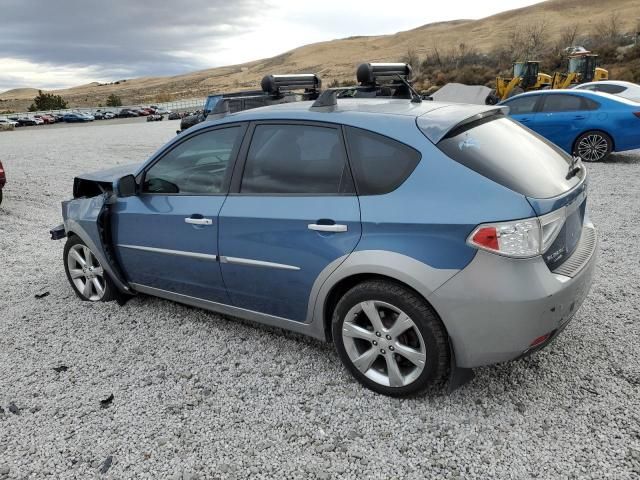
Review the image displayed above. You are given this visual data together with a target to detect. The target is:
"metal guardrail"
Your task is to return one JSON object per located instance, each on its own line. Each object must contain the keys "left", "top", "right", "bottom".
{"left": 0, "top": 97, "right": 206, "bottom": 121}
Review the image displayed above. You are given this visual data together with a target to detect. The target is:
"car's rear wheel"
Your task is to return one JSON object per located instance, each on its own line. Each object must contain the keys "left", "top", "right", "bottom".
{"left": 64, "top": 236, "right": 116, "bottom": 302}
{"left": 574, "top": 130, "right": 612, "bottom": 162}
{"left": 332, "top": 280, "right": 449, "bottom": 396}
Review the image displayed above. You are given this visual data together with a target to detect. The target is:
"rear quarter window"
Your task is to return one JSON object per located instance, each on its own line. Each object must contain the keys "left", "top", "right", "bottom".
{"left": 435, "top": 115, "right": 584, "bottom": 199}
{"left": 345, "top": 127, "right": 421, "bottom": 195}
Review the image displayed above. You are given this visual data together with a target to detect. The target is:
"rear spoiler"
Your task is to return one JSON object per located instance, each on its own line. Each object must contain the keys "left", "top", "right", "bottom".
{"left": 416, "top": 105, "right": 509, "bottom": 144}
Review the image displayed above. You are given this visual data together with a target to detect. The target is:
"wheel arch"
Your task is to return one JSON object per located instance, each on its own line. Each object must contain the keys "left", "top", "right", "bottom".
{"left": 309, "top": 250, "right": 460, "bottom": 343}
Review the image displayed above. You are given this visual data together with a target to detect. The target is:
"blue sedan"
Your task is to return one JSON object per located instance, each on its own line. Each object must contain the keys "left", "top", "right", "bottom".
{"left": 500, "top": 89, "right": 640, "bottom": 162}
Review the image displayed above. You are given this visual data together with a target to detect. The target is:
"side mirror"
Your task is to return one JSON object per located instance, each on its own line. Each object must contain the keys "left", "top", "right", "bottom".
{"left": 116, "top": 174, "right": 137, "bottom": 197}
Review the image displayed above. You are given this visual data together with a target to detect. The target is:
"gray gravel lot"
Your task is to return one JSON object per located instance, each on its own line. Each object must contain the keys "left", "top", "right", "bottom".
{"left": 0, "top": 121, "right": 638, "bottom": 479}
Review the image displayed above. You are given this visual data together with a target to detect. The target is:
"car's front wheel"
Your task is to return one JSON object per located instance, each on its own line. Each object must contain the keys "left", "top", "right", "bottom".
{"left": 64, "top": 236, "right": 116, "bottom": 302}
{"left": 574, "top": 130, "right": 612, "bottom": 162}
{"left": 332, "top": 280, "right": 450, "bottom": 396}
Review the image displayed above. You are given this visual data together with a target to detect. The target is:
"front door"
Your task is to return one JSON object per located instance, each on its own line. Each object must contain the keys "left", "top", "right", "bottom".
{"left": 218, "top": 122, "right": 362, "bottom": 321}
{"left": 112, "top": 124, "right": 246, "bottom": 302}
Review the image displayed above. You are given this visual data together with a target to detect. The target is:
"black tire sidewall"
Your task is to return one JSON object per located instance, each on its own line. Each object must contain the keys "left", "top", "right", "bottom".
{"left": 574, "top": 130, "right": 612, "bottom": 162}
{"left": 332, "top": 281, "right": 449, "bottom": 397}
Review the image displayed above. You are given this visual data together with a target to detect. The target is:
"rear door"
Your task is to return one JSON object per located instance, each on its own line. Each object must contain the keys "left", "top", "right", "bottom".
{"left": 112, "top": 124, "right": 246, "bottom": 302}
{"left": 218, "top": 121, "right": 361, "bottom": 322}
{"left": 536, "top": 94, "right": 595, "bottom": 151}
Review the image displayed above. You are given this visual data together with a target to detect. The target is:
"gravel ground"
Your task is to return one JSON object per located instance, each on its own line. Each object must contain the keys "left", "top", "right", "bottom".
{"left": 0, "top": 121, "right": 638, "bottom": 480}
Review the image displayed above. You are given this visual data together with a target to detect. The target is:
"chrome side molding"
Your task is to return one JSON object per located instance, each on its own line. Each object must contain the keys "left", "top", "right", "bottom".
{"left": 118, "top": 244, "right": 218, "bottom": 261}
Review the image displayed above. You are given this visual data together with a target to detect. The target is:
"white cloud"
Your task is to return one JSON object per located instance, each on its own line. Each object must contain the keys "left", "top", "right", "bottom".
{"left": 0, "top": 0, "right": 543, "bottom": 92}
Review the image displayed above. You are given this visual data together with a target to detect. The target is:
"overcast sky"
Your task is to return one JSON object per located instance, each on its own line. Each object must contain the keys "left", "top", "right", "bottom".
{"left": 0, "top": 0, "right": 544, "bottom": 93}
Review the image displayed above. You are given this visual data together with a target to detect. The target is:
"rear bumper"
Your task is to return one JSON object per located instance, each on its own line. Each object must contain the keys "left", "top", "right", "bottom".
{"left": 429, "top": 224, "right": 598, "bottom": 368}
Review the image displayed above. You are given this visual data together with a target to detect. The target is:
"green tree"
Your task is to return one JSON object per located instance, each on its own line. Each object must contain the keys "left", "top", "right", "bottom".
{"left": 106, "top": 94, "right": 122, "bottom": 107}
{"left": 28, "top": 90, "right": 68, "bottom": 111}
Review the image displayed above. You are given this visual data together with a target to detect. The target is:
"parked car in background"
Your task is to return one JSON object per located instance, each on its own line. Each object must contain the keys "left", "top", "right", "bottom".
{"left": 167, "top": 112, "right": 182, "bottom": 120}
{"left": 574, "top": 80, "right": 640, "bottom": 102}
{"left": 53, "top": 114, "right": 65, "bottom": 122}
{"left": 154, "top": 108, "right": 171, "bottom": 115}
{"left": 0, "top": 118, "right": 18, "bottom": 127}
{"left": 103, "top": 111, "right": 116, "bottom": 119}
{"left": 34, "top": 114, "right": 55, "bottom": 124}
{"left": 0, "top": 160, "right": 6, "bottom": 205}
{"left": 500, "top": 89, "right": 640, "bottom": 162}
{"left": 63, "top": 112, "right": 92, "bottom": 123}
{"left": 33, "top": 117, "right": 44, "bottom": 125}
{"left": 146, "top": 114, "right": 163, "bottom": 122}
{"left": 17, "top": 118, "right": 37, "bottom": 127}
{"left": 117, "top": 109, "right": 139, "bottom": 118}
{"left": 52, "top": 94, "right": 597, "bottom": 396}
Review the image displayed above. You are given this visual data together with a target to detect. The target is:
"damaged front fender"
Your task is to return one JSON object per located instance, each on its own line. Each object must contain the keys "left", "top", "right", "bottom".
{"left": 61, "top": 193, "right": 132, "bottom": 295}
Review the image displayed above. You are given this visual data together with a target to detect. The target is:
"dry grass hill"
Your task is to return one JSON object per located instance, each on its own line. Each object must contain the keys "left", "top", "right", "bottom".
{"left": 1, "top": 0, "right": 638, "bottom": 111}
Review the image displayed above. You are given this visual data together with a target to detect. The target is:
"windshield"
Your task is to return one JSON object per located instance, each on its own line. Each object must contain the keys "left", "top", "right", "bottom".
{"left": 435, "top": 116, "right": 584, "bottom": 199}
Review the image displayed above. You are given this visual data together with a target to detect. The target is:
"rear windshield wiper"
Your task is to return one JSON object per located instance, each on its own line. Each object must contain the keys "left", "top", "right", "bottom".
{"left": 566, "top": 156, "right": 582, "bottom": 180}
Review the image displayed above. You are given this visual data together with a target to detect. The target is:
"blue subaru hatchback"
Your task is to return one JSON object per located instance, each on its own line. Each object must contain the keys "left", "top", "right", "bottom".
{"left": 53, "top": 94, "right": 598, "bottom": 396}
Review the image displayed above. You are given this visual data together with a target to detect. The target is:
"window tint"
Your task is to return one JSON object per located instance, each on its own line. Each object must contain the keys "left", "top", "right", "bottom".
{"left": 504, "top": 95, "right": 539, "bottom": 115}
{"left": 143, "top": 126, "right": 242, "bottom": 194}
{"left": 592, "top": 84, "right": 626, "bottom": 94}
{"left": 345, "top": 127, "right": 421, "bottom": 195}
{"left": 241, "top": 124, "right": 352, "bottom": 194}
{"left": 541, "top": 94, "right": 584, "bottom": 112}
{"left": 436, "top": 116, "right": 584, "bottom": 199}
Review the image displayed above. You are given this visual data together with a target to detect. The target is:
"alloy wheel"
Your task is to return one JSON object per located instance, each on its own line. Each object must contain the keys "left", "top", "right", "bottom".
{"left": 577, "top": 134, "right": 608, "bottom": 162}
{"left": 66, "top": 244, "right": 106, "bottom": 301}
{"left": 341, "top": 300, "right": 426, "bottom": 387}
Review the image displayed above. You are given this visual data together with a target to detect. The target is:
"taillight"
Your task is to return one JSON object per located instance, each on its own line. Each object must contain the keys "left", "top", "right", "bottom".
{"left": 468, "top": 208, "right": 566, "bottom": 258}
{"left": 634, "top": 112, "right": 640, "bottom": 119}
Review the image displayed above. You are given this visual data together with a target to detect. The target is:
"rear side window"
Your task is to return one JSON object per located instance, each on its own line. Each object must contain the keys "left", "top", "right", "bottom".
{"left": 241, "top": 124, "right": 353, "bottom": 194}
{"left": 436, "top": 116, "right": 584, "bottom": 199}
{"left": 592, "top": 84, "right": 626, "bottom": 94}
{"left": 345, "top": 127, "right": 421, "bottom": 195}
{"left": 541, "top": 94, "right": 586, "bottom": 112}
{"left": 504, "top": 95, "right": 539, "bottom": 114}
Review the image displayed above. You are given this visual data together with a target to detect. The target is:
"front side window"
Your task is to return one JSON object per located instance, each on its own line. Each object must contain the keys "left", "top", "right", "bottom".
{"left": 143, "top": 126, "right": 243, "bottom": 194}
{"left": 241, "top": 124, "right": 352, "bottom": 194}
{"left": 541, "top": 94, "right": 584, "bottom": 112}
{"left": 503, "top": 95, "right": 539, "bottom": 115}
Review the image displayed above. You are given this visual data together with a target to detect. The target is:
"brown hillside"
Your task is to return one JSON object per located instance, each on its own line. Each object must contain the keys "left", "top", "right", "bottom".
{"left": 1, "top": 0, "right": 638, "bottom": 111}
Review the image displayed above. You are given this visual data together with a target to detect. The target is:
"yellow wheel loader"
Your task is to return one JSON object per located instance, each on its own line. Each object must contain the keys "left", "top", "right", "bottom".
{"left": 485, "top": 61, "right": 551, "bottom": 105}
{"left": 551, "top": 51, "right": 609, "bottom": 89}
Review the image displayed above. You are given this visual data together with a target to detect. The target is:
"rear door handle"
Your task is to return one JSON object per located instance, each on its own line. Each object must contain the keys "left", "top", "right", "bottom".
{"left": 308, "top": 223, "right": 348, "bottom": 233}
{"left": 574, "top": 115, "right": 586, "bottom": 120}
{"left": 185, "top": 216, "right": 213, "bottom": 225}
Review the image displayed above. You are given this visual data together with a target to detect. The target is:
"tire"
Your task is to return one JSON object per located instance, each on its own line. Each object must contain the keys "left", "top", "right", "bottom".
{"left": 573, "top": 130, "right": 612, "bottom": 162}
{"left": 0, "top": 189, "right": 3, "bottom": 206}
{"left": 485, "top": 90, "right": 500, "bottom": 105}
{"left": 63, "top": 236, "right": 116, "bottom": 302}
{"left": 332, "top": 280, "right": 450, "bottom": 397}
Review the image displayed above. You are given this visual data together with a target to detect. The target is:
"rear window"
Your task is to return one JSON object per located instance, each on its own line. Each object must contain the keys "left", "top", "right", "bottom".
{"left": 345, "top": 127, "right": 421, "bottom": 195}
{"left": 435, "top": 116, "right": 584, "bottom": 199}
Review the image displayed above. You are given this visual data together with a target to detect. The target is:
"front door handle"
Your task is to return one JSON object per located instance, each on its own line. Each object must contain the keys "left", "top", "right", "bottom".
{"left": 573, "top": 115, "right": 586, "bottom": 120}
{"left": 185, "top": 216, "right": 213, "bottom": 225}
{"left": 308, "top": 223, "right": 348, "bottom": 233}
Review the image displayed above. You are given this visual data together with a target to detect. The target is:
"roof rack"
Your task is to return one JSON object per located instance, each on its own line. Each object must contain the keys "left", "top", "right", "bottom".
{"left": 311, "top": 87, "right": 359, "bottom": 108}
{"left": 356, "top": 63, "right": 413, "bottom": 86}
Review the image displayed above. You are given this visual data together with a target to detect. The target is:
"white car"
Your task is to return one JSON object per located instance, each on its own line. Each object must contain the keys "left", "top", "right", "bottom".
{"left": 0, "top": 118, "right": 18, "bottom": 126}
{"left": 33, "top": 117, "right": 45, "bottom": 125}
{"left": 575, "top": 80, "right": 640, "bottom": 102}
